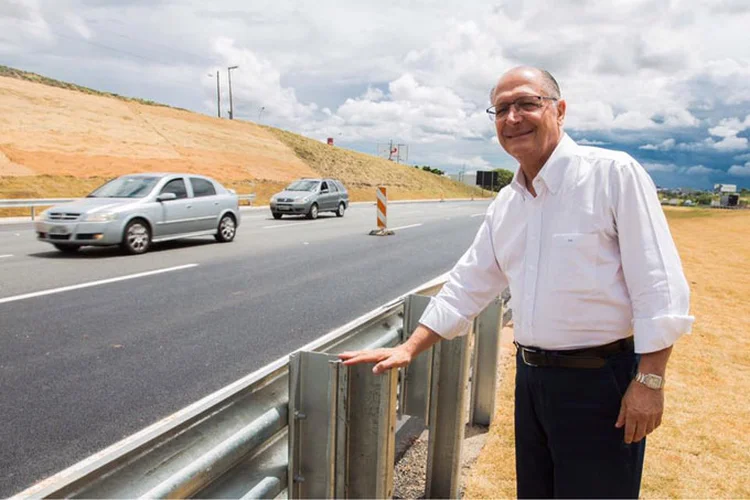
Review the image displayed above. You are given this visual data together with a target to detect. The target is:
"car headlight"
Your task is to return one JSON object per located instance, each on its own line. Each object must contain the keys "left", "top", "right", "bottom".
{"left": 85, "top": 212, "right": 118, "bottom": 222}
{"left": 39, "top": 209, "right": 51, "bottom": 220}
{"left": 299, "top": 196, "right": 312, "bottom": 203}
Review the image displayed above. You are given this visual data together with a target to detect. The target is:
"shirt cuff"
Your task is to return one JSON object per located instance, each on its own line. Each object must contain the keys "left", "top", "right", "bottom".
{"left": 418, "top": 297, "right": 473, "bottom": 340}
{"left": 633, "top": 314, "right": 695, "bottom": 353}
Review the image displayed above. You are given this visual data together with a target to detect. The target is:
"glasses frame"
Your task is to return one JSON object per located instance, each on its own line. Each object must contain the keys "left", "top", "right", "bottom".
{"left": 486, "top": 95, "right": 558, "bottom": 121}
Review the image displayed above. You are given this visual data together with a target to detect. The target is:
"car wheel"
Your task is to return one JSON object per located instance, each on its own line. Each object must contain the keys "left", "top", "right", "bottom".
{"left": 272, "top": 212, "right": 283, "bottom": 220}
{"left": 336, "top": 202, "right": 346, "bottom": 217}
{"left": 121, "top": 219, "right": 151, "bottom": 255}
{"left": 307, "top": 203, "right": 319, "bottom": 220}
{"left": 215, "top": 214, "right": 237, "bottom": 242}
{"left": 53, "top": 244, "right": 79, "bottom": 253}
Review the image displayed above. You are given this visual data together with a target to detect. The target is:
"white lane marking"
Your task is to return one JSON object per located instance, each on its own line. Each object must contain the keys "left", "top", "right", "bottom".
{"left": 390, "top": 223, "right": 423, "bottom": 231}
{"left": 0, "top": 254, "right": 12, "bottom": 259}
{"left": 0, "top": 264, "right": 198, "bottom": 305}
{"left": 471, "top": 213, "right": 485, "bottom": 218}
{"left": 263, "top": 221, "right": 316, "bottom": 229}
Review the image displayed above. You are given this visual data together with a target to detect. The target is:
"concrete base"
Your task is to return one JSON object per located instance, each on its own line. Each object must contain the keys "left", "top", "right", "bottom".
{"left": 369, "top": 228, "right": 395, "bottom": 236}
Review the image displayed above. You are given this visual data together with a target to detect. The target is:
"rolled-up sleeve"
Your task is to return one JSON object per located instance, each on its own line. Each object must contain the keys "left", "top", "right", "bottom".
{"left": 613, "top": 159, "right": 695, "bottom": 353}
{"left": 419, "top": 201, "right": 509, "bottom": 340}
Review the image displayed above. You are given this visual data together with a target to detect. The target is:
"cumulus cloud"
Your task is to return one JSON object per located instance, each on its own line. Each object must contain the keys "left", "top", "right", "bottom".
{"left": 685, "top": 165, "right": 720, "bottom": 176}
{"left": 728, "top": 163, "right": 750, "bottom": 177}
{"left": 640, "top": 138, "right": 676, "bottom": 151}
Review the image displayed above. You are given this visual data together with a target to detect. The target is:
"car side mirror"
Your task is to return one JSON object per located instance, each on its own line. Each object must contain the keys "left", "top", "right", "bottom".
{"left": 157, "top": 192, "right": 177, "bottom": 202}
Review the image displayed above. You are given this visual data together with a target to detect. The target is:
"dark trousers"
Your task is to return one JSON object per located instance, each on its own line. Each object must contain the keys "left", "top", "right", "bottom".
{"left": 515, "top": 349, "right": 645, "bottom": 499}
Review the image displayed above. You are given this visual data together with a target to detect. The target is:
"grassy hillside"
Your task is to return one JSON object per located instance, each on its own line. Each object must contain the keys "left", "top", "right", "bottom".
{"left": 0, "top": 65, "right": 486, "bottom": 215}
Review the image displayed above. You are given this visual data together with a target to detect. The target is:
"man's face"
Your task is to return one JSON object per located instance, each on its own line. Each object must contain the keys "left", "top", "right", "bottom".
{"left": 492, "top": 69, "right": 566, "bottom": 165}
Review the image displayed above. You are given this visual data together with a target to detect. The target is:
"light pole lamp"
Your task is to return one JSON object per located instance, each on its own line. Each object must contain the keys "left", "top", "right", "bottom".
{"left": 208, "top": 71, "right": 220, "bottom": 118}
{"left": 258, "top": 106, "right": 265, "bottom": 122}
{"left": 227, "top": 65, "right": 238, "bottom": 120}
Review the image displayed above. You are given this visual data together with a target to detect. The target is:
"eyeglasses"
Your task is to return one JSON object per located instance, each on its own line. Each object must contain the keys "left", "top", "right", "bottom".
{"left": 486, "top": 95, "right": 558, "bottom": 121}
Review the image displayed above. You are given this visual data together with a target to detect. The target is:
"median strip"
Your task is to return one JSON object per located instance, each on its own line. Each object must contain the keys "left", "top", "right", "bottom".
{"left": 0, "top": 264, "right": 198, "bottom": 305}
{"left": 262, "top": 221, "right": 317, "bottom": 229}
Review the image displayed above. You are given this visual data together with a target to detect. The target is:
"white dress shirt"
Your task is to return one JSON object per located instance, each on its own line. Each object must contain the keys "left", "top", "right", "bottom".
{"left": 419, "top": 133, "right": 694, "bottom": 354}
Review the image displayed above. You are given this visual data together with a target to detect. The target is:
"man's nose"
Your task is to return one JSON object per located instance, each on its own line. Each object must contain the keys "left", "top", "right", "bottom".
{"left": 506, "top": 106, "right": 522, "bottom": 124}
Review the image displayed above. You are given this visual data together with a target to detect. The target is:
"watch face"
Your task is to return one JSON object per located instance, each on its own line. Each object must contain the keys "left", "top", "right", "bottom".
{"left": 644, "top": 374, "right": 662, "bottom": 389}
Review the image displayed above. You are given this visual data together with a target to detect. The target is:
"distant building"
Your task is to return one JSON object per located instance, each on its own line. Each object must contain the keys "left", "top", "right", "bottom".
{"left": 714, "top": 184, "right": 737, "bottom": 194}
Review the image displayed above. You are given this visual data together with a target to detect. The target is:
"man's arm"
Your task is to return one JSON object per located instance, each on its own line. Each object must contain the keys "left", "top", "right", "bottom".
{"left": 339, "top": 199, "right": 509, "bottom": 372}
{"left": 612, "top": 159, "right": 693, "bottom": 443}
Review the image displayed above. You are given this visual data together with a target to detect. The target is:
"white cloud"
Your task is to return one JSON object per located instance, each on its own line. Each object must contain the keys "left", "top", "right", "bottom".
{"left": 640, "top": 138, "right": 676, "bottom": 151}
{"left": 728, "top": 163, "right": 750, "bottom": 177}
{"left": 443, "top": 155, "right": 491, "bottom": 169}
{"left": 713, "top": 135, "right": 749, "bottom": 151}
{"left": 685, "top": 165, "right": 720, "bottom": 176}
{"left": 734, "top": 152, "right": 750, "bottom": 161}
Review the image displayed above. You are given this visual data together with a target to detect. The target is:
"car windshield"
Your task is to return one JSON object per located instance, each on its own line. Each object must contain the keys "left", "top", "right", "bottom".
{"left": 87, "top": 176, "right": 160, "bottom": 198}
{"left": 286, "top": 180, "right": 320, "bottom": 192}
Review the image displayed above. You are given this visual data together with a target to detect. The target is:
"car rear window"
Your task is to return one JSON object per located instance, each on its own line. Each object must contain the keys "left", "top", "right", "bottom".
{"left": 191, "top": 178, "right": 217, "bottom": 197}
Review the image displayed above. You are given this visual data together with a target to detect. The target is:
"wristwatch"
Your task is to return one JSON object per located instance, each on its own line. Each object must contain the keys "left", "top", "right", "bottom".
{"left": 635, "top": 372, "right": 665, "bottom": 390}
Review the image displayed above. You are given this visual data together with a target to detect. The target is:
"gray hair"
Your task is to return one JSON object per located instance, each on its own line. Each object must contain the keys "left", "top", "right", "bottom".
{"left": 490, "top": 67, "right": 562, "bottom": 102}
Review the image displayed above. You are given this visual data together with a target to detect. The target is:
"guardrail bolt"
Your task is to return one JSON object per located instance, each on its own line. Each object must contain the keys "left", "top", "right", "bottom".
{"left": 293, "top": 475, "right": 305, "bottom": 483}
{"left": 294, "top": 411, "right": 307, "bottom": 420}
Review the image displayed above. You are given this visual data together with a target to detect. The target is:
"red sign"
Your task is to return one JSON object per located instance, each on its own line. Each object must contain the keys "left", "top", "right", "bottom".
{"left": 327, "top": 137, "right": 334, "bottom": 146}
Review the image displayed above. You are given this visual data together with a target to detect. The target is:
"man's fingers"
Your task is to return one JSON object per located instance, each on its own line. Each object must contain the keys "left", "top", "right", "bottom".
{"left": 615, "top": 401, "right": 626, "bottom": 428}
{"left": 623, "top": 413, "right": 637, "bottom": 444}
{"left": 339, "top": 350, "right": 388, "bottom": 365}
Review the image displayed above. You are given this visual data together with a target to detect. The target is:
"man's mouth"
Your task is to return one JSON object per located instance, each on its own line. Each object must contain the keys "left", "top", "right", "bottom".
{"left": 504, "top": 130, "right": 533, "bottom": 139}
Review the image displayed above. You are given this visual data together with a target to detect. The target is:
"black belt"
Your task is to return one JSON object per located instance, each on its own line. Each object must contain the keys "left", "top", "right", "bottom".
{"left": 515, "top": 337, "right": 634, "bottom": 369}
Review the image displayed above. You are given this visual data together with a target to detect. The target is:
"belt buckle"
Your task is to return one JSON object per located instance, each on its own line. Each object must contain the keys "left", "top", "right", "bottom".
{"left": 521, "top": 347, "right": 539, "bottom": 367}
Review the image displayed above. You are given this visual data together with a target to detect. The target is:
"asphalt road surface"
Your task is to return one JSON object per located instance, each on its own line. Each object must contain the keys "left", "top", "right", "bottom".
{"left": 0, "top": 200, "right": 491, "bottom": 496}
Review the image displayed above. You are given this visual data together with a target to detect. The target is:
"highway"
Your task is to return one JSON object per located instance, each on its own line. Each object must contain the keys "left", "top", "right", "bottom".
{"left": 0, "top": 200, "right": 491, "bottom": 496}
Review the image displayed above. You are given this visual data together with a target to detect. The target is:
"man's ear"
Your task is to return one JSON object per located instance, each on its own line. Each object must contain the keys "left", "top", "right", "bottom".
{"left": 556, "top": 99, "right": 567, "bottom": 126}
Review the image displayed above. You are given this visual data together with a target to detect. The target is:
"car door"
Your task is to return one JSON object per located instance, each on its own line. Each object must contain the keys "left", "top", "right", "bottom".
{"left": 189, "top": 177, "right": 220, "bottom": 231}
{"left": 155, "top": 177, "right": 193, "bottom": 237}
{"left": 319, "top": 180, "right": 335, "bottom": 210}
{"left": 327, "top": 180, "right": 342, "bottom": 209}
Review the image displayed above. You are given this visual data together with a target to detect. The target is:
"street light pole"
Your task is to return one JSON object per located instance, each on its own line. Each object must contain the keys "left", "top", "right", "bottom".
{"left": 227, "top": 65, "right": 238, "bottom": 120}
{"left": 258, "top": 106, "right": 265, "bottom": 122}
{"left": 208, "top": 71, "right": 221, "bottom": 118}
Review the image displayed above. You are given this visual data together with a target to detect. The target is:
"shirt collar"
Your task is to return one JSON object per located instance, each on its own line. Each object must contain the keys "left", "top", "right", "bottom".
{"left": 509, "top": 133, "right": 579, "bottom": 197}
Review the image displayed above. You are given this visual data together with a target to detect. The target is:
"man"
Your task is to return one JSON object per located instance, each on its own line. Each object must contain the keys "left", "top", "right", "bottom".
{"left": 339, "top": 66, "right": 693, "bottom": 498}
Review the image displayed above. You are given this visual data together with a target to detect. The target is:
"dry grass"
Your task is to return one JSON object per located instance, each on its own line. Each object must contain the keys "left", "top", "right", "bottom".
{"left": 0, "top": 69, "right": 487, "bottom": 213}
{"left": 464, "top": 207, "right": 750, "bottom": 499}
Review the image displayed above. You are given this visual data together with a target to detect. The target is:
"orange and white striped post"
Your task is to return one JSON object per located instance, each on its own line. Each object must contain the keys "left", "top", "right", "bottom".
{"left": 369, "top": 186, "right": 394, "bottom": 236}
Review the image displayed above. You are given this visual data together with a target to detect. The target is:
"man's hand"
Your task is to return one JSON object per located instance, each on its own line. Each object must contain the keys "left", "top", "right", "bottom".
{"left": 338, "top": 346, "right": 413, "bottom": 375}
{"left": 615, "top": 381, "right": 664, "bottom": 444}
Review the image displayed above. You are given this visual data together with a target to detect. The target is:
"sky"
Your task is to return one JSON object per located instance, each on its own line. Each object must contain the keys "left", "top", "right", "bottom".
{"left": 2, "top": 0, "right": 750, "bottom": 190}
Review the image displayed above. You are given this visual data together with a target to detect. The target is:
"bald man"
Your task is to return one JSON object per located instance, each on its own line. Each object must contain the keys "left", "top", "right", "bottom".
{"left": 340, "top": 67, "right": 693, "bottom": 498}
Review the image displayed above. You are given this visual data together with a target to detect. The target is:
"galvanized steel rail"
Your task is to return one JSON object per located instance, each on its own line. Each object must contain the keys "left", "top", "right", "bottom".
{"left": 16, "top": 277, "right": 508, "bottom": 499}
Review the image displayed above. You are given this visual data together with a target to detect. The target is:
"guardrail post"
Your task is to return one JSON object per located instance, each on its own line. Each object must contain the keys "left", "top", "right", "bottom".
{"left": 469, "top": 297, "right": 503, "bottom": 426}
{"left": 31, "top": 205, "right": 35, "bottom": 220}
{"left": 425, "top": 330, "right": 472, "bottom": 499}
{"left": 400, "top": 294, "right": 434, "bottom": 422}
{"left": 288, "top": 351, "right": 397, "bottom": 499}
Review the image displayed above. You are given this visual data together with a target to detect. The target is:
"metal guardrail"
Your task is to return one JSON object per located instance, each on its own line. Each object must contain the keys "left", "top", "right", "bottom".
{"left": 0, "top": 195, "right": 256, "bottom": 220}
{"left": 16, "top": 277, "right": 509, "bottom": 499}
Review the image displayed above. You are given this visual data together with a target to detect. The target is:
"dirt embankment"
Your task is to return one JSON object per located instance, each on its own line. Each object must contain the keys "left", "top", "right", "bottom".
{"left": 0, "top": 67, "right": 485, "bottom": 210}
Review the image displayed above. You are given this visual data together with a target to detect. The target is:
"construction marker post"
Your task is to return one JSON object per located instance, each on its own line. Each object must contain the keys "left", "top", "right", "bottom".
{"left": 369, "top": 186, "right": 394, "bottom": 236}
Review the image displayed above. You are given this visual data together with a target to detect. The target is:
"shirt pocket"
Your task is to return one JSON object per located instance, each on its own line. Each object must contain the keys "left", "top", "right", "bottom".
{"left": 550, "top": 232, "right": 599, "bottom": 293}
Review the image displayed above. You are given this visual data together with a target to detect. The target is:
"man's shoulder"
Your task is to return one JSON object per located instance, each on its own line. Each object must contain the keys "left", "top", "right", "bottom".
{"left": 576, "top": 144, "right": 637, "bottom": 168}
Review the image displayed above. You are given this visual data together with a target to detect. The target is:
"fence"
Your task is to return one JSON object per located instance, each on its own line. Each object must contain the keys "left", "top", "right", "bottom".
{"left": 0, "top": 195, "right": 257, "bottom": 220}
{"left": 17, "top": 278, "right": 511, "bottom": 499}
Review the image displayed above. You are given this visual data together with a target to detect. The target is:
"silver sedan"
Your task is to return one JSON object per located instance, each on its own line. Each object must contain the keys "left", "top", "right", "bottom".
{"left": 34, "top": 173, "right": 241, "bottom": 254}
